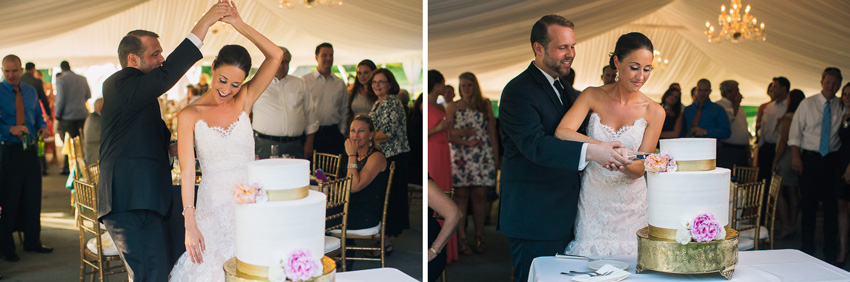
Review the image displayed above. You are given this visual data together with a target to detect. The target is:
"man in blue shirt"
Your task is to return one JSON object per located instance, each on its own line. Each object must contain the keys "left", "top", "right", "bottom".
{"left": 0, "top": 54, "right": 51, "bottom": 263}
{"left": 681, "top": 78, "right": 731, "bottom": 143}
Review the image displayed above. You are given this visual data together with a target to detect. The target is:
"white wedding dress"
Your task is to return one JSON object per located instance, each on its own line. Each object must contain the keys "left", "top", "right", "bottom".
{"left": 566, "top": 112, "right": 648, "bottom": 257}
{"left": 170, "top": 112, "right": 254, "bottom": 282}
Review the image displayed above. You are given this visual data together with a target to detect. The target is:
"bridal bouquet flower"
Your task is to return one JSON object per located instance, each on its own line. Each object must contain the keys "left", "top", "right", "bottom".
{"left": 675, "top": 213, "right": 726, "bottom": 245}
{"left": 233, "top": 182, "right": 268, "bottom": 204}
{"left": 268, "top": 249, "right": 322, "bottom": 282}
{"left": 645, "top": 151, "right": 676, "bottom": 173}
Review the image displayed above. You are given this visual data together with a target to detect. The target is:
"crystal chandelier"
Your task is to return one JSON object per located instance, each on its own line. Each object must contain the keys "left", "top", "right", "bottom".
{"left": 279, "top": 0, "right": 342, "bottom": 8}
{"left": 704, "top": 0, "right": 765, "bottom": 43}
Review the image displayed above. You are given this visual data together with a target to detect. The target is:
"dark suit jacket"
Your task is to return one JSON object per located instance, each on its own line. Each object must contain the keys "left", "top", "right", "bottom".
{"left": 20, "top": 72, "right": 51, "bottom": 116}
{"left": 498, "top": 62, "right": 584, "bottom": 241}
{"left": 98, "top": 39, "right": 202, "bottom": 220}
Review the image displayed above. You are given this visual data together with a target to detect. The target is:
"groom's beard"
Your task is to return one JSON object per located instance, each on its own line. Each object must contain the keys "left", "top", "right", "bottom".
{"left": 543, "top": 50, "right": 572, "bottom": 78}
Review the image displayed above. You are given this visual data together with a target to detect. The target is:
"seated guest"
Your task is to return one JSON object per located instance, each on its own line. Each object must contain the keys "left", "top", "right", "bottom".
{"left": 343, "top": 115, "right": 389, "bottom": 230}
{"left": 659, "top": 87, "right": 683, "bottom": 139}
{"left": 681, "top": 79, "right": 731, "bottom": 144}
{"left": 716, "top": 80, "right": 751, "bottom": 168}
{"left": 83, "top": 98, "right": 103, "bottom": 165}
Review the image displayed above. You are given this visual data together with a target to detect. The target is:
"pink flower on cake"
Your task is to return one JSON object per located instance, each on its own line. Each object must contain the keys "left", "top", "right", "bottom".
{"left": 644, "top": 154, "right": 668, "bottom": 173}
{"left": 233, "top": 182, "right": 261, "bottom": 204}
{"left": 690, "top": 213, "right": 722, "bottom": 243}
{"left": 283, "top": 249, "right": 321, "bottom": 281}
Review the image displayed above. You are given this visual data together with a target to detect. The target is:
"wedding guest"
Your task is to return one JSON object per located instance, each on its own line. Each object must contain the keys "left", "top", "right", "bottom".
{"left": 347, "top": 59, "right": 377, "bottom": 127}
{"left": 343, "top": 115, "right": 390, "bottom": 231}
{"left": 443, "top": 84, "right": 456, "bottom": 108}
{"left": 407, "top": 92, "right": 422, "bottom": 187}
{"left": 448, "top": 71, "right": 498, "bottom": 255}
{"left": 427, "top": 69, "right": 457, "bottom": 263}
{"left": 176, "top": 84, "right": 199, "bottom": 110}
{"left": 681, "top": 79, "right": 731, "bottom": 143}
{"left": 302, "top": 42, "right": 348, "bottom": 157}
{"left": 83, "top": 98, "right": 103, "bottom": 165}
{"left": 397, "top": 89, "right": 411, "bottom": 114}
{"left": 835, "top": 83, "right": 850, "bottom": 266}
{"left": 197, "top": 73, "right": 210, "bottom": 95}
{"left": 21, "top": 62, "right": 51, "bottom": 174}
{"left": 669, "top": 82, "right": 681, "bottom": 92}
{"left": 600, "top": 65, "right": 616, "bottom": 85}
{"left": 772, "top": 89, "right": 804, "bottom": 240}
{"left": 760, "top": 78, "right": 790, "bottom": 186}
{"left": 428, "top": 178, "right": 461, "bottom": 282}
{"left": 368, "top": 68, "right": 410, "bottom": 251}
{"left": 54, "top": 60, "right": 91, "bottom": 174}
{"left": 717, "top": 80, "right": 751, "bottom": 168}
{"left": 252, "top": 46, "right": 318, "bottom": 159}
{"left": 0, "top": 55, "right": 52, "bottom": 263}
{"left": 755, "top": 82, "right": 775, "bottom": 142}
{"left": 659, "top": 87, "right": 683, "bottom": 139}
{"left": 789, "top": 67, "right": 844, "bottom": 260}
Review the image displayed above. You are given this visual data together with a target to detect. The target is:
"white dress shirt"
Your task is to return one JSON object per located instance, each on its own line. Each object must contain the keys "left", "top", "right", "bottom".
{"left": 252, "top": 75, "right": 318, "bottom": 137}
{"left": 759, "top": 98, "right": 787, "bottom": 146}
{"left": 301, "top": 70, "right": 349, "bottom": 135}
{"left": 788, "top": 92, "right": 847, "bottom": 152}
{"left": 532, "top": 61, "right": 589, "bottom": 170}
{"left": 717, "top": 97, "right": 751, "bottom": 145}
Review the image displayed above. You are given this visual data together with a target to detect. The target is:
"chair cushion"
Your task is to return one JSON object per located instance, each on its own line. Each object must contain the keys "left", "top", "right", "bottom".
{"left": 739, "top": 225, "right": 770, "bottom": 240}
{"left": 738, "top": 237, "right": 755, "bottom": 251}
{"left": 86, "top": 232, "right": 119, "bottom": 256}
{"left": 324, "top": 236, "right": 341, "bottom": 254}
{"left": 328, "top": 222, "right": 381, "bottom": 237}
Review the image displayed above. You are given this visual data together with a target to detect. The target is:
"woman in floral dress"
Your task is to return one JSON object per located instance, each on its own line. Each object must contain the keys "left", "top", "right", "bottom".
{"left": 448, "top": 71, "right": 498, "bottom": 254}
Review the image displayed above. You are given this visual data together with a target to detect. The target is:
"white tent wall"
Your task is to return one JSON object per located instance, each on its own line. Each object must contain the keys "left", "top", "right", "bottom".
{"left": 429, "top": 0, "right": 850, "bottom": 106}
{"left": 0, "top": 0, "right": 423, "bottom": 99}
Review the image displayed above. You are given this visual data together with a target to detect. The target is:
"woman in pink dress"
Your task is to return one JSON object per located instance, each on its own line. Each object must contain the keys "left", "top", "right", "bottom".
{"left": 427, "top": 69, "right": 457, "bottom": 263}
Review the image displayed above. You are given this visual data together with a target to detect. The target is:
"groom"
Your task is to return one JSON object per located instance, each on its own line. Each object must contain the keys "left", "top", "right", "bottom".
{"left": 498, "top": 15, "right": 631, "bottom": 282}
{"left": 97, "top": 3, "right": 232, "bottom": 281}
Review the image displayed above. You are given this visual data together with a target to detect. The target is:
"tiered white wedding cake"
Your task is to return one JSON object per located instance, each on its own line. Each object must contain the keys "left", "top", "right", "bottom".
{"left": 636, "top": 138, "right": 738, "bottom": 280}
{"left": 225, "top": 159, "right": 335, "bottom": 282}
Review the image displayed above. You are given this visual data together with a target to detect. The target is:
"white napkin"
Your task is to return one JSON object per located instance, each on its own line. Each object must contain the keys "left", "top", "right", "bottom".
{"left": 571, "top": 264, "right": 630, "bottom": 282}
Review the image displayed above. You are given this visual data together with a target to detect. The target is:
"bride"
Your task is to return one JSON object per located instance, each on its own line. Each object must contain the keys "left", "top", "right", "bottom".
{"left": 169, "top": 1, "right": 283, "bottom": 281}
{"left": 555, "top": 32, "right": 664, "bottom": 257}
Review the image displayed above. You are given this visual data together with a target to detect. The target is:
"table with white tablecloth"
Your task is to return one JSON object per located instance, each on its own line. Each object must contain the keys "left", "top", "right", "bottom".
{"left": 336, "top": 267, "right": 419, "bottom": 282}
{"left": 529, "top": 249, "right": 850, "bottom": 282}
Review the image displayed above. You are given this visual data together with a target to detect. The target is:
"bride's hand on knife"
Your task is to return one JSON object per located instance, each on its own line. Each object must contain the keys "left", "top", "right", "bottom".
{"left": 586, "top": 141, "right": 631, "bottom": 170}
{"left": 184, "top": 216, "right": 206, "bottom": 264}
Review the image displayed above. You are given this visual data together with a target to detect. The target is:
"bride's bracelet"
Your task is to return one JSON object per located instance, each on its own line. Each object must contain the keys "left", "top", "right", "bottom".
{"left": 182, "top": 205, "right": 195, "bottom": 216}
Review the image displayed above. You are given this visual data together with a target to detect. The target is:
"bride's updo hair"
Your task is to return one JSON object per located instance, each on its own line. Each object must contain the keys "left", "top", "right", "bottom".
{"left": 213, "top": 45, "right": 252, "bottom": 75}
{"left": 609, "top": 32, "right": 653, "bottom": 71}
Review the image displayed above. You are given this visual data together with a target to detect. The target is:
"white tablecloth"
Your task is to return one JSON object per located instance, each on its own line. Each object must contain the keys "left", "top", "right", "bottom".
{"left": 529, "top": 249, "right": 850, "bottom": 282}
{"left": 336, "top": 267, "right": 419, "bottom": 282}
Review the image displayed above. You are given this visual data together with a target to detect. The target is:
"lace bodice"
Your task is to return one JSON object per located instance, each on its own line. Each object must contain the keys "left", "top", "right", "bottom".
{"left": 566, "top": 112, "right": 649, "bottom": 257}
{"left": 170, "top": 111, "right": 254, "bottom": 282}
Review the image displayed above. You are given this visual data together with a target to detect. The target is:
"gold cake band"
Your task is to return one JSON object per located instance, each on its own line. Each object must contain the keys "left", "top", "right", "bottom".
{"left": 649, "top": 224, "right": 729, "bottom": 241}
{"left": 675, "top": 159, "right": 715, "bottom": 171}
{"left": 267, "top": 185, "right": 309, "bottom": 201}
{"left": 236, "top": 258, "right": 270, "bottom": 280}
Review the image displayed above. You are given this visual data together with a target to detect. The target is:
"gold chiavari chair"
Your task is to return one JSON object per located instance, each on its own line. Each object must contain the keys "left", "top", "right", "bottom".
{"left": 313, "top": 151, "right": 343, "bottom": 180}
{"left": 336, "top": 161, "right": 395, "bottom": 267}
{"left": 322, "top": 176, "right": 352, "bottom": 271}
{"left": 74, "top": 179, "right": 126, "bottom": 281}
{"left": 86, "top": 162, "right": 100, "bottom": 186}
{"left": 732, "top": 180, "right": 766, "bottom": 251}
{"left": 731, "top": 164, "right": 758, "bottom": 184}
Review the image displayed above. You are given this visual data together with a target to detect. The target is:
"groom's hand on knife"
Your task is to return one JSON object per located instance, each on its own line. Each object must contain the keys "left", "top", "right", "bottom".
{"left": 586, "top": 141, "right": 631, "bottom": 170}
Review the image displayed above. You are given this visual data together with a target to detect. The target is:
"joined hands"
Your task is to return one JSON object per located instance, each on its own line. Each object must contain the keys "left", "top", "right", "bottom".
{"left": 586, "top": 141, "right": 634, "bottom": 171}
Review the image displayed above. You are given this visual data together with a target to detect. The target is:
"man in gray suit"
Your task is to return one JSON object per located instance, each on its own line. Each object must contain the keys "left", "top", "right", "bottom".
{"left": 54, "top": 60, "right": 91, "bottom": 173}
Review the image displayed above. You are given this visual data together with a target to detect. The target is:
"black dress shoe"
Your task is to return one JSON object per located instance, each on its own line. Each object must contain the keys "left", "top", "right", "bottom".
{"left": 24, "top": 245, "right": 53, "bottom": 253}
{"left": 3, "top": 254, "right": 20, "bottom": 262}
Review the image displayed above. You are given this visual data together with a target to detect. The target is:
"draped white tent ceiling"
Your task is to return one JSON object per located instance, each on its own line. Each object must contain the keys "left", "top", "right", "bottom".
{"left": 429, "top": 0, "right": 850, "bottom": 105}
{"left": 0, "top": 0, "right": 423, "bottom": 76}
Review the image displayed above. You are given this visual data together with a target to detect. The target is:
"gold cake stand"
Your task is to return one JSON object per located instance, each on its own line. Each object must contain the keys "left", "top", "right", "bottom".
{"left": 224, "top": 256, "right": 336, "bottom": 282}
{"left": 635, "top": 226, "right": 738, "bottom": 280}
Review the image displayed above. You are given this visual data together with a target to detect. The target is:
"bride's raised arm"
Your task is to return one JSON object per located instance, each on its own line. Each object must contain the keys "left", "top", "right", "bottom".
{"left": 220, "top": 0, "right": 283, "bottom": 113}
{"left": 555, "top": 88, "right": 596, "bottom": 143}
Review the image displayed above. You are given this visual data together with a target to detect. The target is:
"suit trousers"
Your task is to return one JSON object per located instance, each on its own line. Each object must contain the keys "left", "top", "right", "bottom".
{"left": 757, "top": 143, "right": 776, "bottom": 185}
{"left": 0, "top": 143, "right": 43, "bottom": 256}
{"left": 799, "top": 150, "right": 839, "bottom": 259}
{"left": 313, "top": 125, "right": 345, "bottom": 157}
{"left": 58, "top": 119, "right": 86, "bottom": 171}
{"left": 508, "top": 237, "right": 571, "bottom": 282}
{"left": 102, "top": 209, "right": 170, "bottom": 282}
